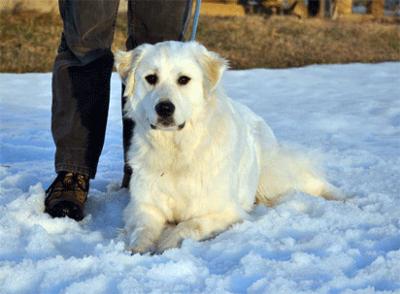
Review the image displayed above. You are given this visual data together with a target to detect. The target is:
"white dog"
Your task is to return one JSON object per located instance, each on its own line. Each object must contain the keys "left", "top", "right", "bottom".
{"left": 115, "top": 41, "right": 343, "bottom": 254}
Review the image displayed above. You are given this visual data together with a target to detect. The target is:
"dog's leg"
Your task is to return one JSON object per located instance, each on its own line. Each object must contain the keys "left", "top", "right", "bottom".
{"left": 126, "top": 203, "right": 166, "bottom": 254}
{"left": 256, "top": 147, "right": 345, "bottom": 204}
{"left": 297, "top": 172, "right": 345, "bottom": 200}
{"left": 157, "top": 210, "right": 241, "bottom": 253}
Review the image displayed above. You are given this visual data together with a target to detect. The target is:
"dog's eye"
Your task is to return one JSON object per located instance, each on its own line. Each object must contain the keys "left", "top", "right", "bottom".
{"left": 145, "top": 74, "right": 158, "bottom": 85}
{"left": 177, "top": 76, "right": 191, "bottom": 86}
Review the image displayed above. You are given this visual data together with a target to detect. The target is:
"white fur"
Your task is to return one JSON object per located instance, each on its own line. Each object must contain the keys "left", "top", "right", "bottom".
{"left": 115, "top": 41, "right": 344, "bottom": 254}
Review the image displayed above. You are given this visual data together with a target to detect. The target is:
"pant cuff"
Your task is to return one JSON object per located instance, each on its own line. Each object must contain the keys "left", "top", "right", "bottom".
{"left": 55, "top": 163, "right": 96, "bottom": 179}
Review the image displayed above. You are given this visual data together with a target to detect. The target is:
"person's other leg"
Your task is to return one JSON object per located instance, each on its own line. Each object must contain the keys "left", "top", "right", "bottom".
{"left": 121, "top": 0, "right": 192, "bottom": 188}
{"left": 47, "top": 0, "right": 120, "bottom": 220}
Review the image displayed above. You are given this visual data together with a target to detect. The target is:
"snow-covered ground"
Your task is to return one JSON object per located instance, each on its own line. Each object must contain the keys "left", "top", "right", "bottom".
{"left": 0, "top": 63, "right": 399, "bottom": 294}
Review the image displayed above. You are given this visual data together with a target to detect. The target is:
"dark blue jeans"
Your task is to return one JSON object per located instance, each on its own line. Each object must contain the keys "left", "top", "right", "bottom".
{"left": 52, "top": 0, "right": 191, "bottom": 178}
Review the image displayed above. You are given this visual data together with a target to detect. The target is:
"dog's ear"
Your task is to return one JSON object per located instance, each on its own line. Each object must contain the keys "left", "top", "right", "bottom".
{"left": 193, "top": 43, "right": 229, "bottom": 94}
{"left": 115, "top": 44, "right": 150, "bottom": 97}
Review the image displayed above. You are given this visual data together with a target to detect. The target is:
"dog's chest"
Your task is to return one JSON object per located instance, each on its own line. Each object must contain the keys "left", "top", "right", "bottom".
{"left": 155, "top": 164, "right": 231, "bottom": 220}
{"left": 133, "top": 141, "right": 232, "bottom": 219}
{"left": 129, "top": 120, "right": 249, "bottom": 220}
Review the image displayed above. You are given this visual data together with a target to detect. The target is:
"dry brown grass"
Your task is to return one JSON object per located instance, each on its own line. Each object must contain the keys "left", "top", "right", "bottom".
{"left": 0, "top": 10, "right": 399, "bottom": 72}
{"left": 196, "top": 15, "right": 400, "bottom": 68}
{"left": 0, "top": 11, "right": 61, "bottom": 72}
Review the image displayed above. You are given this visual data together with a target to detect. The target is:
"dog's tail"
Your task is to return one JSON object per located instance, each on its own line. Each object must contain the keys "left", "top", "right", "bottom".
{"left": 255, "top": 146, "right": 345, "bottom": 206}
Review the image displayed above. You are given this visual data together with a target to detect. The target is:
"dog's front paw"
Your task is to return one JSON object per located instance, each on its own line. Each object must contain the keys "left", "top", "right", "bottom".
{"left": 157, "top": 222, "right": 199, "bottom": 253}
{"left": 157, "top": 232, "right": 182, "bottom": 253}
{"left": 157, "top": 229, "right": 184, "bottom": 253}
{"left": 129, "top": 243, "right": 155, "bottom": 255}
{"left": 128, "top": 230, "right": 157, "bottom": 255}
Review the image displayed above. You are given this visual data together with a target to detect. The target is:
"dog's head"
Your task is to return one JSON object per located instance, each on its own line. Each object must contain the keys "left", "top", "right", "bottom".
{"left": 115, "top": 41, "right": 228, "bottom": 131}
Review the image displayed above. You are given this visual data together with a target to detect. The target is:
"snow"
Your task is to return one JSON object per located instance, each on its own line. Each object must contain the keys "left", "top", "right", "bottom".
{"left": 1, "top": 62, "right": 400, "bottom": 293}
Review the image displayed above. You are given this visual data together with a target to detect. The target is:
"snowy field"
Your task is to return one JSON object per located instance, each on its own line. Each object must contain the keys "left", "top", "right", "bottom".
{"left": 0, "top": 63, "right": 399, "bottom": 293}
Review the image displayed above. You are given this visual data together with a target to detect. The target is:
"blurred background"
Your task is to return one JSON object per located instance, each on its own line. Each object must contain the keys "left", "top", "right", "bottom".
{"left": 0, "top": 0, "right": 399, "bottom": 72}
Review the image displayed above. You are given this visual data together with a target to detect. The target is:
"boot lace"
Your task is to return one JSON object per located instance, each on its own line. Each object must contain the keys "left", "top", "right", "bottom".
{"left": 46, "top": 172, "right": 89, "bottom": 194}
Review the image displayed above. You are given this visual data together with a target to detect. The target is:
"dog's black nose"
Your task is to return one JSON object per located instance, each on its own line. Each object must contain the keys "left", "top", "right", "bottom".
{"left": 155, "top": 101, "right": 175, "bottom": 118}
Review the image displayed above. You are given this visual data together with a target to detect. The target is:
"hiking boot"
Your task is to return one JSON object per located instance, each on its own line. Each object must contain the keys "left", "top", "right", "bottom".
{"left": 44, "top": 172, "right": 89, "bottom": 221}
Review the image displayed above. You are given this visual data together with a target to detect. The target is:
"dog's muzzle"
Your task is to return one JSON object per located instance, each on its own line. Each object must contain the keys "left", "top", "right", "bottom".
{"left": 151, "top": 100, "right": 185, "bottom": 130}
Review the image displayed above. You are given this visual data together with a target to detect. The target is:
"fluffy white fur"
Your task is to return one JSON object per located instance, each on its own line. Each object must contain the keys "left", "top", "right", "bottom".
{"left": 115, "top": 41, "right": 344, "bottom": 254}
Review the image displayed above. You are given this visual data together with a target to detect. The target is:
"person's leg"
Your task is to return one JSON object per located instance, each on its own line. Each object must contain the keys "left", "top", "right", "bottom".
{"left": 53, "top": 0, "right": 120, "bottom": 178}
{"left": 47, "top": 0, "right": 120, "bottom": 220}
{"left": 121, "top": 0, "right": 192, "bottom": 188}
